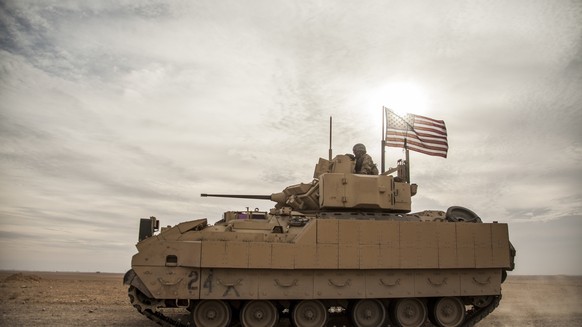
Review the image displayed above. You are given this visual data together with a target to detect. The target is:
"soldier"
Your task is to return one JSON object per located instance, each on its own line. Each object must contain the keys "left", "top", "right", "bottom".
{"left": 351, "top": 143, "right": 378, "bottom": 175}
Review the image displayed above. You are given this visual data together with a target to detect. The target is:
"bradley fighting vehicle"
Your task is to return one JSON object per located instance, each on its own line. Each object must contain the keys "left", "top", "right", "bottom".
{"left": 124, "top": 154, "right": 516, "bottom": 327}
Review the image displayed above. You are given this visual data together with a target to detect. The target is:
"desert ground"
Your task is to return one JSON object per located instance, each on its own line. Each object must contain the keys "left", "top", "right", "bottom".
{"left": 0, "top": 271, "right": 581, "bottom": 327}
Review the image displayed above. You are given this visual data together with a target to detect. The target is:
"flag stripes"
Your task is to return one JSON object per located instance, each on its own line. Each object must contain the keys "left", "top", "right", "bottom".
{"left": 384, "top": 108, "right": 448, "bottom": 158}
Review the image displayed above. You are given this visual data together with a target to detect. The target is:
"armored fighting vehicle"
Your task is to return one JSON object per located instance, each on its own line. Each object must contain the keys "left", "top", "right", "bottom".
{"left": 124, "top": 154, "right": 515, "bottom": 327}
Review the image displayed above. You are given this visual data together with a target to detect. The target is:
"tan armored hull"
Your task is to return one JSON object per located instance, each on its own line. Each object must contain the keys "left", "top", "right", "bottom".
{"left": 125, "top": 214, "right": 513, "bottom": 327}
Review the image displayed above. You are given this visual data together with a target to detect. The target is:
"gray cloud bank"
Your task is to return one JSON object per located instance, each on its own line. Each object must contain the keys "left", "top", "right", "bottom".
{"left": 0, "top": 0, "right": 581, "bottom": 274}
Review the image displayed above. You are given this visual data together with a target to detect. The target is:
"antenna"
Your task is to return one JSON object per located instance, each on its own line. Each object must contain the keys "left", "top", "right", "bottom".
{"left": 328, "top": 116, "right": 333, "bottom": 161}
{"left": 381, "top": 107, "right": 386, "bottom": 173}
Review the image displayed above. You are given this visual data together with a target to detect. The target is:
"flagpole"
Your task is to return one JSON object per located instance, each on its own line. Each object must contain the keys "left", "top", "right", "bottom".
{"left": 381, "top": 106, "right": 386, "bottom": 174}
{"left": 401, "top": 113, "right": 410, "bottom": 183}
{"left": 405, "top": 141, "right": 410, "bottom": 183}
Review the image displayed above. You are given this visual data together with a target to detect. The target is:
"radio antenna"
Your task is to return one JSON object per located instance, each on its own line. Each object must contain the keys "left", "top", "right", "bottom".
{"left": 328, "top": 116, "right": 333, "bottom": 161}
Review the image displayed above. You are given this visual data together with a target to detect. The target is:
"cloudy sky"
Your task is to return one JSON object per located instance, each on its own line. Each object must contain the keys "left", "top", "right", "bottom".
{"left": 0, "top": 0, "right": 581, "bottom": 275}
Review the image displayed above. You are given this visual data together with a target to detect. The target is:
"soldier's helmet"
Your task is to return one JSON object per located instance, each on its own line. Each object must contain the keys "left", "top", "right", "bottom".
{"left": 353, "top": 143, "right": 367, "bottom": 155}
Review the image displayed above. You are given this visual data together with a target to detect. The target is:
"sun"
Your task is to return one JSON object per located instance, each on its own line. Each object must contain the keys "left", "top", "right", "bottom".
{"left": 367, "top": 82, "right": 430, "bottom": 116}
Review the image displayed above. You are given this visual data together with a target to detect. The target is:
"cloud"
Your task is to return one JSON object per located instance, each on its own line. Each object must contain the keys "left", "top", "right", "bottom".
{"left": 0, "top": 0, "right": 581, "bottom": 274}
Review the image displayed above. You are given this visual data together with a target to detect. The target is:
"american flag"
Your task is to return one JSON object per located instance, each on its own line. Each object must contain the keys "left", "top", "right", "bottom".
{"left": 384, "top": 107, "right": 448, "bottom": 158}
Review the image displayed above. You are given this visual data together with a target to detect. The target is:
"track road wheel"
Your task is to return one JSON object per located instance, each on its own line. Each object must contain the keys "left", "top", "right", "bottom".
{"left": 192, "top": 300, "right": 231, "bottom": 327}
{"left": 240, "top": 300, "right": 279, "bottom": 327}
{"left": 392, "top": 298, "right": 427, "bottom": 327}
{"left": 351, "top": 299, "right": 387, "bottom": 327}
{"left": 432, "top": 297, "right": 465, "bottom": 327}
{"left": 291, "top": 300, "right": 327, "bottom": 327}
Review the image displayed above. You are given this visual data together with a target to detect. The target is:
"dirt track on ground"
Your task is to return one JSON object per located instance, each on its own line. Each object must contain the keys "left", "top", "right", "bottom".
{"left": 0, "top": 272, "right": 581, "bottom": 327}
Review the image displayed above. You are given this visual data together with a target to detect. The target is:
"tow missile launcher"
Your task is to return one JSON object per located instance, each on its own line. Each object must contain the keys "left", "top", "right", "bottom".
{"left": 124, "top": 154, "right": 515, "bottom": 327}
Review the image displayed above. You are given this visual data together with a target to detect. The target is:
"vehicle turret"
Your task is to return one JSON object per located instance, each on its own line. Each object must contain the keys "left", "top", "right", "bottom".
{"left": 201, "top": 154, "right": 416, "bottom": 214}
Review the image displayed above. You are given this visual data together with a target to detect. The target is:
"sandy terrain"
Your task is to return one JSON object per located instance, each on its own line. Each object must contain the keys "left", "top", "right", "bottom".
{"left": 0, "top": 271, "right": 581, "bottom": 327}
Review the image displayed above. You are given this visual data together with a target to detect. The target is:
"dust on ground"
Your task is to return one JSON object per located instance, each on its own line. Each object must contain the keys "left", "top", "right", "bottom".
{"left": 0, "top": 272, "right": 581, "bottom": 327}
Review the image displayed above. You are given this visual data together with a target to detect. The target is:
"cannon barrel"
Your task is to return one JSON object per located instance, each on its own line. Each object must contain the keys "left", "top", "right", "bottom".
{"left": 201, "top": 193, "right": 273, "bottom": 200}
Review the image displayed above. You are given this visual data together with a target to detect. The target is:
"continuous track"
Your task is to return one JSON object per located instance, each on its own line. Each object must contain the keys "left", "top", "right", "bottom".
{"left": 127, "top": 285, "right": 501, "bottom": 327}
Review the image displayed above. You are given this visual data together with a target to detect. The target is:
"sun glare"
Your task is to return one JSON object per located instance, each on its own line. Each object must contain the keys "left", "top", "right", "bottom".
{"left": 367, "top": 82, "right": 429, "bottom": 116}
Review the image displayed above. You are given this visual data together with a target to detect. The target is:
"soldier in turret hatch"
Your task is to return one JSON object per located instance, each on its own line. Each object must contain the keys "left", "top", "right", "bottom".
{"left": 350, "top": 143, "right": 379, "bottom": 175}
